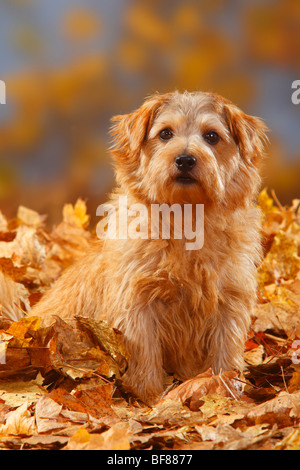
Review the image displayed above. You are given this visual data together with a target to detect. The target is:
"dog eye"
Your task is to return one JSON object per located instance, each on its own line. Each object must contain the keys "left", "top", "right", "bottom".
{"left": 159, "top": 128, "right": 173, "bottom": 141}
{"left": 203, "top": 131, "right": 220, "bottom": 145}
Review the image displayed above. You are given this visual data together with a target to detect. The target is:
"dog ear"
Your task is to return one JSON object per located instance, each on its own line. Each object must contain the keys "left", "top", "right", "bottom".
{"left": 223, "top": 102, "right": 269, "bottom": 166}
{"left": 110, "top": 93, "right": 169, "bottom": 161}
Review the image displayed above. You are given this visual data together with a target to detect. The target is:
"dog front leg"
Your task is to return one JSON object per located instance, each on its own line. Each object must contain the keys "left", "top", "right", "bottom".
{"left": 119, "top": 306, "right": 164, "bottom": 404}
{"left": 209, "top": 301, "right": 251, "bottom": 374}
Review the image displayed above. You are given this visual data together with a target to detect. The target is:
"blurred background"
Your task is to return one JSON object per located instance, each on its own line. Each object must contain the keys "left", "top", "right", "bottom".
{"left": 0, "top": 0, "right": 299, "bottom": 226}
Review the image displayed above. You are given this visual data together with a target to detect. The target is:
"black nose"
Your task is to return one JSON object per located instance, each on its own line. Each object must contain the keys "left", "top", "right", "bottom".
{"left": 175, "top": 154, "right": 197, "bottom": 172}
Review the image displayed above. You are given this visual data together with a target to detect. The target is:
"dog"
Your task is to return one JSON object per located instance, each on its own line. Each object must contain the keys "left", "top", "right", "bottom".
{"left": 18, "top": 91, "right": 268, "bottom": 403}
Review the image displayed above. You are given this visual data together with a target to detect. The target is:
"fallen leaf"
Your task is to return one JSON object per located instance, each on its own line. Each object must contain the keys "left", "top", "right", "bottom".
{"left": 17, "top": 206, "right": 46, "bottom": 228}
{"left": 22, "top": 434, "right": 68, "bottom": 449}
{"left": 76, "top": 316, "right": 128, "bottom": 375}
{"left": 198, "top": 394, "right": 251, "bottom": 422}
{"left": 64, "top": 422, "right": 130, "bottom": 450}
{"left": 139, "top": 398, "right": 204, "bottom": 427}
{"left": 74, "top": 384, "right": 117, "bottom": 421}
{"left": 35, "top": 396, "right": 64, "bottom": 433}
{"left": 0, "top": 401, "right": 36, "bottom": 435}
{"left": 195, "top": 423, "right": 245, "bottom": 444}
{"left": 0, "top": 375, "right": 45, "bottom": 407}
{"left": 244, "top": 345, "right": 265, "bottom": 366}
{"left": 246, "top": 391, "right": 300, "bottom": 426}
{"left": 62, "top": 199, "right": 90, "bottom": 229}
{"left": 163, "top": 368, "right": 242, "bottom": 410}
{"left": 275, "top": 427, "right": 300, "bottom": 450}
{"left": 253, "top": 300, "right": 300, "bottom": 336}
{"left": 258, "top": 229, "right": 300, "bottom": 286}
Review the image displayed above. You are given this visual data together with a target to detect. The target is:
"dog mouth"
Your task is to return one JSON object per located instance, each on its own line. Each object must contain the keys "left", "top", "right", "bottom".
{"left": 175, "top": 176, "right": 197, "bottom": 185}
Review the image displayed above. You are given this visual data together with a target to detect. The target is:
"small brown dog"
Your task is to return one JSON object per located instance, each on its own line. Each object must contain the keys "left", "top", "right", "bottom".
{"left": 27, "top": 91, "right": 267, "bottom": 402}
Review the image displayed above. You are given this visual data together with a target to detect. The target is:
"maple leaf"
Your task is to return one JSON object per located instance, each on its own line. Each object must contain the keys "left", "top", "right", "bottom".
{"left": 62, "top": 198, "right": 90, "bottom": 229}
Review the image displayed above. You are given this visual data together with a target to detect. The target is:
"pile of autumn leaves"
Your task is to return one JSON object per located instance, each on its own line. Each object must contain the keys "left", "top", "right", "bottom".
{"left": 0, "top": 191, "right": 300, "bottom": 450}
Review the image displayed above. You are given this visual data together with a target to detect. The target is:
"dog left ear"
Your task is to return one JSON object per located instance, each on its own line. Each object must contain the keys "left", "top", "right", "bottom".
{"left": 110, "top": 93, "right": 170, "bottom": 160}
{"left": 223, "top": 103, "right": 269, "bottom": 166}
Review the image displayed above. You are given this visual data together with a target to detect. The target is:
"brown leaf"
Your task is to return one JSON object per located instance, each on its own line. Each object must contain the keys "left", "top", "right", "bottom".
{"left": 246, "top": 391, "right": 300, "bottom": 427}
{"left": 253, "top": 298, "right": 300, "bottom": 336}
{"left": 0, "top": 402, "right": 36, "bottom": 436}
{"left": 74, "top": 384, "right": 117, "bottom": 420}
{"left": 21, "top": 434, "right": 68, "bottom": 449}
{"left": 195, "top": 423, "right": 246, "bottom": 445}
{"left": 48, "top": 385, "right": 118, "bottom": 422}
{"left": 244, "top": 345, "right": 265, "bottom": 366}
{"left": 138, "top": 398, "right": 204, "bottom": 428}
{"left": 35, "top": 395, "right": 65, "bottom": 433}
{"left": 43, "top": 317, "right": 104, "bottom": 379}
{"left": 163, "top": 368, "right": 242, "bottom": 410}
{"left": 288, "top": 368, "right": 300, "bottom": 393}
{"left": 76, "top": 316, "right": 129, "bottom": 375}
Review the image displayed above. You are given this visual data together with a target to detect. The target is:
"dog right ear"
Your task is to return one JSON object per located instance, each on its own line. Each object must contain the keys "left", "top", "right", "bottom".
{"left": 109, "top": 93, "right": 170, "bottom": 164}
{"left": 223, "top": 101, "right": 269, "bottom": 167}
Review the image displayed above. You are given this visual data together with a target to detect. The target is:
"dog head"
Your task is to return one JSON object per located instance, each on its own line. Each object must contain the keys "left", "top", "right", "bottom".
{"left": 110, "top": 91, "right": 268, "bottom": 208}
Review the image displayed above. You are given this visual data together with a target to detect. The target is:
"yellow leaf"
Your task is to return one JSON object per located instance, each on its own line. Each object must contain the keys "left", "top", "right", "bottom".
{"left": 7, "top": 320, "right": 28, "bottom": 339}
{"left": 17, "top": 205, "right": 46, "bottom": 228}
{"left": 257, "top": 188, "right": 279, "bottom": 215}
{"left": 258, "top": 230, "right": 300, "bottom": 285}
{"left": 68, "top": 427, "right": 91, "bottom": 447}
{"left": 6, "top": 319, "right": 33, "bottom": 348}
{"left": 65, "top": 423, "right": 130, "bottom": 450}
{"left": 21, "top": 315, "right": 41, "bottom": 332}
{"left": 62, "top": 198, "right": 90, "bottom": 228}
{"left": 275, "top": 428, "right": 300, "bottom": 450}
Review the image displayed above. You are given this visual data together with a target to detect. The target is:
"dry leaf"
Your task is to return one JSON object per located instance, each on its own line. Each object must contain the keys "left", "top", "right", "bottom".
{"left": 195, "top": 423, "right": 245, "bottom": 444}
{"left": 76, "top": 316, "right": 128, "bottom": 375}
{"left": 0, "top": 402, "right": 36, "bottom": 435}
{"left": 35, "top": 396, "right": 64, "bottom": 433}
{"left": 246, "top": 391, "right": 300, "bottom": 426}
{"left": 198, "top": 394, "right": 252, "bottom": 421}
{"left": 163, "top": 368, "right": 242, "bottom": 410}
{"left": 62, "top": 199, "right": 90, "bottom": 229}
{"left": 275, "top": 427, "right": 300, "bottom": 450}
{"left": 0, "top": 375, "right": 45, "bottom": 407}
{"left": 244, "top": 345, "right": 265, "bottom": 366}
{"left": 17, "top": 206, "right": 46, "bottom": 228}
{"left": 65, "top": 422, "right": 130, "bottom": 450}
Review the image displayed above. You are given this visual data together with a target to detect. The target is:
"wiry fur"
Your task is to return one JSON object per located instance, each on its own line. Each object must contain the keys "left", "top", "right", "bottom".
{"left": 22, "top": 91, "right": 268, "bottom": 403}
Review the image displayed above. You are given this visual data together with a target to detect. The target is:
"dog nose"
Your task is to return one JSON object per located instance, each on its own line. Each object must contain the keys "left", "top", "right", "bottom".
{"left": 175, "top": 154, "right": 197, "bottom": 172}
